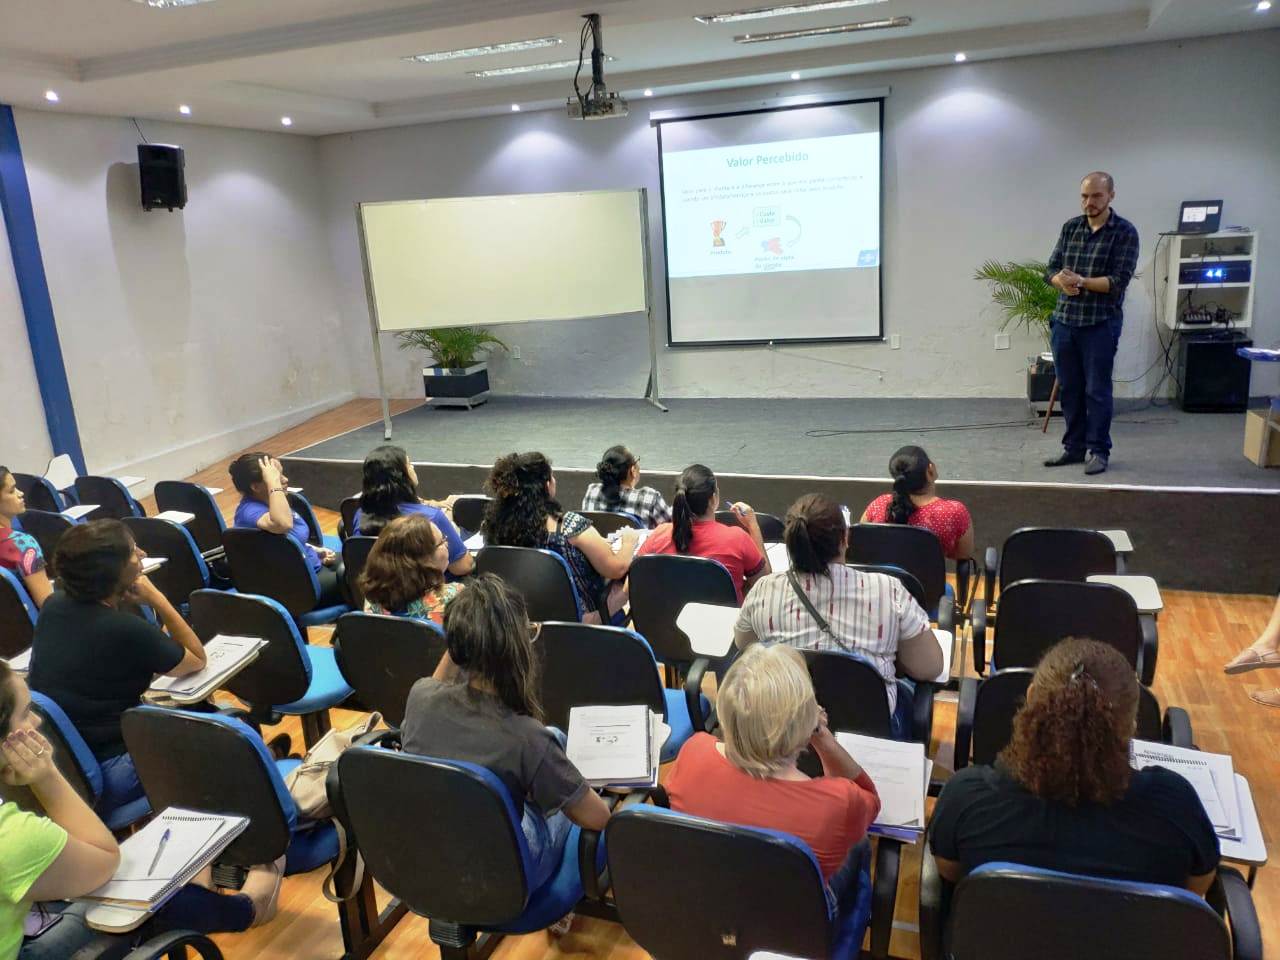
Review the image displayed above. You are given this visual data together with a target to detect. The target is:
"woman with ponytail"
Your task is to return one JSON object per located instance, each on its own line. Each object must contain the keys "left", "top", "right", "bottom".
{"left": 734, "top": 494, "right": 942, "bottom": 738}
{"left": 483, "top": 452, "right": 637, "bottom": 620}
{"left": 580, "top": 445, "right": 671, "bottom": 529}
{"left": 931, "top": 637, "right": 1219, "bottom": 894}
{"left": 861, "top": 446, "right": 973, "bottom": 560}
{"left": 635, "top": 464, "right": 769, "bottom": 604}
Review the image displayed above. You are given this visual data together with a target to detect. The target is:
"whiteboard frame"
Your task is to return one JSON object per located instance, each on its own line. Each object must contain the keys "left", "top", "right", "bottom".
{"left": 356, "top": 188, "right": 665, "bottom": 440}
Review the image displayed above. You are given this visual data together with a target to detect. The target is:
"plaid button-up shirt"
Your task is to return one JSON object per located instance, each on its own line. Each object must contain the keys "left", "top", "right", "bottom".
{"left": 580, "top": 483, "right": 672, "bottom": 528}
{"left": 1044, "top": 209, "right": 1140, "bottom": 327}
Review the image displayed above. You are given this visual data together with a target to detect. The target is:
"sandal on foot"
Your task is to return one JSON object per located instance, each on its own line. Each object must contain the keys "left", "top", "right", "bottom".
{"left": 1224, "top": 647, "right": 1280, "bottom": 674}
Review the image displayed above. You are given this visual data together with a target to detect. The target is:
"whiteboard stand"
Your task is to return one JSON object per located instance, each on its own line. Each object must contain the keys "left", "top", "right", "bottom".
{"left": 638, "top": 191, "right": 668, "bottom": 413}
{"left": 356, "top": 204, "right": 395, "bottom": 440}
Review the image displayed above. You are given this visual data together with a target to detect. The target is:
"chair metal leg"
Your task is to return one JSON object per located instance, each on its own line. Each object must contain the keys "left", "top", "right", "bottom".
{"left": 301, "top": 710, "right": 332, "bottom": 749}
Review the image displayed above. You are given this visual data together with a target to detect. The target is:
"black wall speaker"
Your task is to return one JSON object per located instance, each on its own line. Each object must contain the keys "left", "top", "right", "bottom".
{"left": 137, "top": 144, "right": 187, "bottom": 211}
{"left": 1176, "top": 332, "right": 1252, "bottom": 412}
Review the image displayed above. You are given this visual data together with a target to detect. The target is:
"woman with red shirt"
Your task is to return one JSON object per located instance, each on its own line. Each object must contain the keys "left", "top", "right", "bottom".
{"left": 664, "top": 643, "right": 880, "bottom": 912}
{"left": 861, "top": 446, "right": 974, "bottom": 560}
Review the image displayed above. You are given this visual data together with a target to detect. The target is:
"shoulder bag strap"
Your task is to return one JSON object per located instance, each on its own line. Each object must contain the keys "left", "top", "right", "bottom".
{"left": 785, "top": 570, "right": 854, "bottom": 655}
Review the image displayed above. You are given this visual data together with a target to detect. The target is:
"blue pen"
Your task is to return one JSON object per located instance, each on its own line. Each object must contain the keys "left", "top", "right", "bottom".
{"left": 147, "top": 828, "right": 171, "bottom": 877}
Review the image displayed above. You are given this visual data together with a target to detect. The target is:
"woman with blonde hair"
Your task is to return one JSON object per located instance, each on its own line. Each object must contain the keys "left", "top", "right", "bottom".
{"left": 664, "top": 643, "right": 880, "bottom": 910}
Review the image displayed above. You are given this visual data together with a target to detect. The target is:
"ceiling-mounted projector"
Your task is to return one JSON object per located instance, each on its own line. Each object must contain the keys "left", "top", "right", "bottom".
{"left": 567, "top": 13, "right": 629, "bottom": 120}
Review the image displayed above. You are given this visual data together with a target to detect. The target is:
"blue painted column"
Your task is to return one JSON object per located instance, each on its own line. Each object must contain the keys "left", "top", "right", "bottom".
{"left": 0, "top": 104, "right": 85, "bottom": 473}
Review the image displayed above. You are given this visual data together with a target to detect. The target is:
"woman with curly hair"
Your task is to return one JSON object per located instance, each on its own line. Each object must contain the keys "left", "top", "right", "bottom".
{"left": 930, "top": 637, "right": 1219, "bottom": 894}
{"left": 360, "top": 515, "right": 463, "bottom": 626}
{"left": 482, "top": 452, "right": 636, "bottom": 620}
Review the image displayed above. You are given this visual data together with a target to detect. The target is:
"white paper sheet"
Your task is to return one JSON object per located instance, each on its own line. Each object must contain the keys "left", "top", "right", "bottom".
{"left": 567, "top": 704, "right": 654, "bottom": 786}
{"left": 835, "top": 732, "right": 926, "bottom": 830}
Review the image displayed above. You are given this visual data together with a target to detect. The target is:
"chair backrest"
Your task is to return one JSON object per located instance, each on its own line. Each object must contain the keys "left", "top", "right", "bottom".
{"left": 287, "top": 492, "right": 325, "bottom": 548}
{"left": 341, "top": 536, "right": 377, "bottom": 608}
{"left": 579, "top": 510, "right": 643, "bottom": 538}
{"left": 73, "top": 476, "right": 143, "bottom": 520}
{"left": 998, "top": 527, "right": 1118, "bottom": 591}
{"left": 607, "top": 806, "right": 835, "bottom": 960}
{"left": 847, "top": 523, "right": 948, "bottom": 613}
{"left": 338, "top": 495, "right": 361, "bottom": 542}
{"left": 476, "top": 545, "right": 582, "bottom": 622}
{"left": 153, "top": 481, "right": 226, "bottom": 555}
{"left": 628, "top": 555, "right": 739, "bottom": 665}
{"left": 0, "top": 568, "right": 37, "bottom": 659}
{"left": 122, "top": 706, "right": 296, "bottom": 867}
{"left": 338, "top": 748, "right": 532, "bottom": 924}
{"left": 221, "top": 527, "right": 320, "bottom": 617}
{"left": 122, "top": 517, "right": 209, "bottom": 611}
{"left": 970, "top": 668, "right": 1165, "bottom": 766}
{"left": 13, "top": 473, "right": 64, "bottom": 512}
{"left": 993, "top": 580, "right": 1141, "bottom": 672}
{"left": 14, "top": 509, "right": 73, "bottom": 574}
{"left": 332, "top": 612, "right": 446, "bottom": 727}
{"left": 947, "top": 862, "right": 1229, "bottom": 960}
{"left": 450, "top": 495, "right": 490, "bottom": 534}
{"left": 715, "top": 510, "right": 785, "bottom": 543}
{"left": 536, "top": 622, "right": 666, "bottom": 731}
{"left": 802, "top": 650, "right": 893, "bottom": 739}
{"left": 29, "top": 692, "right": 102, "bottom": 805}
{"left": 845, "top": 563, "right": 929, "bottom": 611}
{"left": 188, "top": 589, "right": 312, "bottom": 707}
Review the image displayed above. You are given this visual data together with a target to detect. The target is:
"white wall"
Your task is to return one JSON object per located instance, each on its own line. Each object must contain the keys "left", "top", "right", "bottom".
{"left": 319, "top": 29, "right": 1280, "bottom": 400}
{"left": 12, "top": 110, "right": 353, "bottom": 485}
{"left": 0, "top": 219, "right": 54, "bottom": 472}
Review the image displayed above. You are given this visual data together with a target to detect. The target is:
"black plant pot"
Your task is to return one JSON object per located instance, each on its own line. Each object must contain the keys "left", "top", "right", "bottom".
{"left": 423, "top": 362, "right": 490, "bottom": 408}
{"left": 1027, "top": 354, "right": 1056, "bottom": 403}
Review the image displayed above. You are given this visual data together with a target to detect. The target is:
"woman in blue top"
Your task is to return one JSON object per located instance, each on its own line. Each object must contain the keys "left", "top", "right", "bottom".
{"left": 229, "top": 453, "right": 345, "bottom": 607}
{"left": 351, "top": 445, "right": 473, "bottom": 579}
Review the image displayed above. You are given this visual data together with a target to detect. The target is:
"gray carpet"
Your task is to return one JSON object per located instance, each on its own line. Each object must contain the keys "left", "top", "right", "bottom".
{"left": 290, "top": 396, "right": 1280, "bottom": 490}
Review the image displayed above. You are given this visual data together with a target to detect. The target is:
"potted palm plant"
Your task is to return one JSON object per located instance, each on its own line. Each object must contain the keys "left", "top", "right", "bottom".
{"left": 975, "top": 259, "right": 1058, "bottom": 404}
{"left": 396, "top": 327, "right": 508, "bottom": 408}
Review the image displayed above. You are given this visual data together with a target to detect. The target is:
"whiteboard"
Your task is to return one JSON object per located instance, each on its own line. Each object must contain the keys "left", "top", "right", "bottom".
{"left": 359, "top": 189, "right": 648, "bottom": 331}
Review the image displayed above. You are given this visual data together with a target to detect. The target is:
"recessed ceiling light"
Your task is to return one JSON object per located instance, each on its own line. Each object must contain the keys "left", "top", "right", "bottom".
{"left": 469, "top": 56, "right": 615, "bottom": 78}
{"left": 643, "top": 88, "right": 654, "bottom": 97}
{"left": 954, "top": 51, "right": 967, "bottom": 62}
{"left": 280, "top": 116, "right": 293, "bottom": 127}
{"left": 403, "top": 36, "right": 562, "bottom": 63}
{"left": 510, "top": 103, "right": 521, "bottom": 111}
{"left": 790, "top": 71, "right": 801, "bottom": 80}
{"left": 695, "top": 0, "right": 887, "bottom": 24}
{"left": 735, "top": 15, "right": 911, "bottom": 42}
{"left": 44, "top": 90, "right": 59, "bottom": 103}
{"left": 130, "top": 0, "right": 218, "bottom": 7}
{"left": 1257, "top": 1, "right": 1272, "bottom": 11}
{"left": 178, "top": 104, "right": 192, "bottom": 115}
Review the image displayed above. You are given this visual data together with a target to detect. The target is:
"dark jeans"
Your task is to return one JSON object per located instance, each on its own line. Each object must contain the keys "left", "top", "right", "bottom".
{"left": 890, "top": 678, "right": 916, "bottom": 742}
{"left": 316, "top": 563, "right": 346, "bottom": 607}
{"left": 98, "top": 753, "right": 145, "bottom": 811}
{"left": 1051, "top": 319, "right": 1117, "bottom": 457}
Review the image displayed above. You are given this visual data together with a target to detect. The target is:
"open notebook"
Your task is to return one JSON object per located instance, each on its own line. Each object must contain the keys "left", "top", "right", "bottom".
{"left": 148, "top": 635, "right": 266, "bottom": 704}
{"left": 835, "top": 732, "right": 930, "bottom": 843}
{"left": 1131, "top": 739, "right": 1241, "bottom": 840}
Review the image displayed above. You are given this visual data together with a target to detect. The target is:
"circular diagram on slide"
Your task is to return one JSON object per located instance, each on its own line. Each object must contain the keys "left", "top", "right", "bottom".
{"left": 717, "top": 206, "right": 803, "bottom": 258}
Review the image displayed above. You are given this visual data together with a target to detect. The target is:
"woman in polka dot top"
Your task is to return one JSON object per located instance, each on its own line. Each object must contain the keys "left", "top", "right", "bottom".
{"left": 861, "top": 446, "right": 974, "bottom": 560}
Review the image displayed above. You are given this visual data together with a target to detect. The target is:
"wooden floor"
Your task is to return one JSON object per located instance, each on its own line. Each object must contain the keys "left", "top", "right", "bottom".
{"left": 157, "top": 399, "right": 1277, "bottom": 960}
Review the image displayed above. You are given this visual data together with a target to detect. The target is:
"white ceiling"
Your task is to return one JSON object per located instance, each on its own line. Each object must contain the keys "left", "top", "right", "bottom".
{"left": 0, "top": 0, "right": 1273, "bottom": 135}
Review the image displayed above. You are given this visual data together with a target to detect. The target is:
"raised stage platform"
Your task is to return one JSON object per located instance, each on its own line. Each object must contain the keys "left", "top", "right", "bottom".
{"left": 282, "top": 397, "right": 1280, "bottom": 594}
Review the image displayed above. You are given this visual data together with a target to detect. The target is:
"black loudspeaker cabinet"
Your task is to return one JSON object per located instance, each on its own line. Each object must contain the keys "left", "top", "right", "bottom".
{"left": 1175, "top": 332, "right": 1251, "bottom": 412}
{"left": 137, "top": 144, "right": 187, "bottom": 211}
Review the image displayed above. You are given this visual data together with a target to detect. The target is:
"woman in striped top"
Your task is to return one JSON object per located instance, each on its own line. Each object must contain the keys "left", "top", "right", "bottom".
{"left": 734, "top": 494, "right": 943, "bottom": 739}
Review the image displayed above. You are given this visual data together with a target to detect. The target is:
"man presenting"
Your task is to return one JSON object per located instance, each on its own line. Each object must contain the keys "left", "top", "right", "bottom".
{"left": 1043, "top": 172, "right": 1139, "bottom": 475}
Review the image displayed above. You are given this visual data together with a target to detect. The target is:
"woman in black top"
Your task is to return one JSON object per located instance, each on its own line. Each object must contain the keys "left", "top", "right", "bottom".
{"left": 931, "top": 637, "right": 1218, "bottom": 894}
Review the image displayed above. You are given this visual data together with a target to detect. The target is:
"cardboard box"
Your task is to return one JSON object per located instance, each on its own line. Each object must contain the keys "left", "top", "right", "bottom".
{"left": 1243, "top": 408, "right": 1280, "bottom": 467}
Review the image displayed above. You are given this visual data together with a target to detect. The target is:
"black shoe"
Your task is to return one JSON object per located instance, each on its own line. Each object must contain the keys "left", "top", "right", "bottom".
{"left": 1044, "top": 451, "right": 1086, "bottom": 467}
{"left": 267, "top": 733, "right": 293, "bottom": 761}
{"left": 1084, "top": 453, "right": 1109, "bottom": 475}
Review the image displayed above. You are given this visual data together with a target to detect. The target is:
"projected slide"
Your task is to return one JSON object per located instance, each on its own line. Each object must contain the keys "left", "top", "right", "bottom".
{"left": 657, "top": 99, "right": 883, "bottom": 345}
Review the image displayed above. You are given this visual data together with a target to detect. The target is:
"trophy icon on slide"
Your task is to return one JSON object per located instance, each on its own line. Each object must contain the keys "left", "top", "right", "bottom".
{"left": 710, "top": 220, "right": 727, "bottom": 247}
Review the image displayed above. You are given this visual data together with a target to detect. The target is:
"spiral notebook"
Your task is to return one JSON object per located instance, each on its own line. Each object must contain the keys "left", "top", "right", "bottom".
{"left": 81, "top": 808, "right": 248, "bottom": 909}
{"left": 1131, "top": 739, "right": 1239, "bottom": 839}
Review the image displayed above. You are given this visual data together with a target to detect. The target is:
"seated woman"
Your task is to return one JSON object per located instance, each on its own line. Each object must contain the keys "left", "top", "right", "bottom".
{"left": 228, "top": 453, "right": 344, "bottom": 607}
{"left": 636, "top": 464, "right": 769, "bottom": 604}
{"left": 361, "top": 515, "right": 463, "bottom": 626}
{"left": 861, "top": 446, "right": 974, "bottom": 560}
{"left": 401, "top": 574, "right": 611, "bottom": 896}
{"left": 28, "top": 520, "right": 207, "bottom": 809}
{"left": 665, "top": 643, "right": 880, "bottom": 912}
{"left": 931, "top": 637, "right": 1219, "bottom": 894}
{"left": 483, "top": 452, "right": 636, "bottom": 621}
{"left": 0, "top": 662, "right": 280, "bottom": 960}
{"left": 736, "top": 494, "right": 943, "bottom": 740}
{"left": 580, "top": 445, "right": 671, "bottom": 529}
{"left": 352, "top": 444, "right": 473, "bottom": 578}
{"left": 0, "top": 467, "right": 53, "bottom": 608}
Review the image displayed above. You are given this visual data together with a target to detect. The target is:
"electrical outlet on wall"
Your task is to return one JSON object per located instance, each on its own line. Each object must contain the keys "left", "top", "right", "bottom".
{"left": 889, "top": 334, "right": 901, "bottom": 350}
{"left": 994, "top": 333, "right": 1011, "bottom": 350}
{"left": 511, "top": 346, "right": 522, "bottom": 360}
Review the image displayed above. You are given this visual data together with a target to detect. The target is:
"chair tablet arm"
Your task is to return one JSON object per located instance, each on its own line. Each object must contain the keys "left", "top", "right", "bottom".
{"left": 955, "top": 557, "right": 973, "bottom": 615}
{"left": 1139, "top": 615, "right": 1159, "bottom": 686}
{"left": 1163, "top": 707, "right": 1195, "bottom": 749}
{"left": 579, "top": 827, "right": 607, "bottom": 902}
{"left": 936, "top": 594, "right": 955, "bottom": 636}
{"left": 982, "top": 547, "right": 998, "bottom": 603}
{"left": 917, "top": 840, "right": 946, "bottom": 960}
{"left": 685, "top": 657, "right": 714, "bottom": 732}
{"left": 869, "top": 836, "right": 901, "bottom": 960}
{"left": 970, "top": 598, "right": 988, "bottom": 676}
{"left": 912, "top": 681, "right": 937, "bottom": 752}
{"left": 1217, "top": 867, "right": 1263, "bottom": 960}
{"left": 954, "top": 677, "right": 979, "bottom": 770}
{"left": 123, "top": 931, "right": 224, "bottom": 960}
